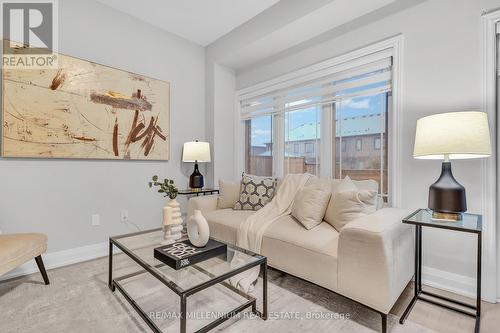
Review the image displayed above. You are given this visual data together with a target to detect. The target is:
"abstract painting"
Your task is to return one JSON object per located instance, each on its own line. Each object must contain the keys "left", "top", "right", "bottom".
{"left": 2, "top": 53, "right": 170, "bottom": 160}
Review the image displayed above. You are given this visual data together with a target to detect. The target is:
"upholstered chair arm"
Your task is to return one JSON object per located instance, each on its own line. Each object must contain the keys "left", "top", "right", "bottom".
{"left": 187, "top": 195, "right": 219, "bottom": 218}
{"left": 337, "top": 208, "right": 414, "bottom": 313}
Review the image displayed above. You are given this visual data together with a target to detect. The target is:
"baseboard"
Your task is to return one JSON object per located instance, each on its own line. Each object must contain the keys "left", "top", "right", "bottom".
{"left": 0, "top": 241, "right": 115, "bottom": 282}
{"left": 422, "top": 266, "right": 478, "bottom": 300}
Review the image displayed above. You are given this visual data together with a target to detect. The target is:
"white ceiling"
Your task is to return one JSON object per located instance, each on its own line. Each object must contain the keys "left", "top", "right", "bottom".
{"left": 209, "top": 0, "right": 400, "bottom": 69}
{"left": 96, "top": 0, "right": 280, "bottom": 46}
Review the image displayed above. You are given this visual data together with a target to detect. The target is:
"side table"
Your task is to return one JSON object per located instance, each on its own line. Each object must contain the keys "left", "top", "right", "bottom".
{"left": 178, "top": 188, "right": 219, "bottom": 197}
{"left": 399, "top": 208, "right": 482, "bottom": 332}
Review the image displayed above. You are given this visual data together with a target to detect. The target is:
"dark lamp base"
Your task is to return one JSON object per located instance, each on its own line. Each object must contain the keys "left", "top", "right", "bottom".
{"left": 428, "top": 161, "right": 466, "bottom": 218}
{"left": 189, "top": 162, "right": 204, "bottom": 189}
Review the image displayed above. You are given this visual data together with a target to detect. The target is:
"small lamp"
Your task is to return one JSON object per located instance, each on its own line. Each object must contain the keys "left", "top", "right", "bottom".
{"left": 413, "top": 111, "right": 491, "bottom": 221}
{"left": 183, "top": 141, "right": 211, "bottom": 189}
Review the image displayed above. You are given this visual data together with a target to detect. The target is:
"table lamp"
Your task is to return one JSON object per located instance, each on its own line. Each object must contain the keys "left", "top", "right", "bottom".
{"left": 413, "top": 111, "right": 491, "bottom": 221}
{"left": 183, "top": 140, "right": 211, "bottom": 189}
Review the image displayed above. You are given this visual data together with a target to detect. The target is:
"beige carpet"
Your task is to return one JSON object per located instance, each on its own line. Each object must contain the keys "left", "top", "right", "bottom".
{"left": 0, "top": 254, "right": 433, "bottom": 333}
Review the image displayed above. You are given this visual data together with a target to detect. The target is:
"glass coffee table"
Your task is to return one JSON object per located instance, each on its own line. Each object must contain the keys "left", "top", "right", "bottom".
{"left": 109, "top": 228, "right": 267, "bottom": 333}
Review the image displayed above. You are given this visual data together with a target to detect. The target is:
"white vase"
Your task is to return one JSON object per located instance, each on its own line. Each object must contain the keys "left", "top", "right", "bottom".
{"left": 162, "top": 198, "right": 183, "bottom": 245}
{"left": 187, "top": 210, "right": 209, "bottom": 247}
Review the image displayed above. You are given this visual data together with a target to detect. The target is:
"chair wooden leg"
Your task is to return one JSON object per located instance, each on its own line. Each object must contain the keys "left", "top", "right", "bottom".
{"left": 381, "top": 313, "right": 387, "bottom": 333}
{"left": 35, "top": 255, "right": 50, "bottom": 285}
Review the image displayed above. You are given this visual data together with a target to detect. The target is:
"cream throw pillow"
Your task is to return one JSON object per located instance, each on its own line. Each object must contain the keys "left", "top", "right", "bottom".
{"left": 328, "top": 190, "right": 378, "bottom": 231}
{"left": 291, "top": 185, "right": 331, "bottom": 230}
{"left": 324, "top": 176, "right": 357, "bottom": 225}
{"left": 217, "top": 180, "right": 241, "bottom": 209}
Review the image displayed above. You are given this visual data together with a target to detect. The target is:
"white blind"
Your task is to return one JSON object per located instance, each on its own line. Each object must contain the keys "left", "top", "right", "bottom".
{"left": 240, "top": 57, "right": 392, "bottom": 119}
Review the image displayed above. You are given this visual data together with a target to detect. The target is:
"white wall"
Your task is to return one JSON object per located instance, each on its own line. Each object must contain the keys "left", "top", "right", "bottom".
{"left": 213, "top": 64, "right": 236, "bottom": 182}
{"left": 234, "top": 0, "right": 500, "bottom": 300}
{"left": 205, "top": 60, "right": 237, "bottom": 186}
{"left": 0, "top": 0, "right": 206, "bottom": 252}
{"left": 205, "top": 60, "right": 216, "bottom": 187}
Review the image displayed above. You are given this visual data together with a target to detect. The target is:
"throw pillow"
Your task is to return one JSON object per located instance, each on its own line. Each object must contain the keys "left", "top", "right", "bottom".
{"left": 217, "top": 179, "right": 241, "bottom": 209}
{"left": 353, "top": 179, "right": 379, "bottom": 192}
{"left": 324, "top": 176, "right": 357, "bottom": 225}
{"left": 291, "top": 185, "right": 331, "bottom": 230}
{"left": 233, "top": 173, "right": 277, "bottom": 211}
{"left": 328, "top": 190, "right": 378, "bottom": 231}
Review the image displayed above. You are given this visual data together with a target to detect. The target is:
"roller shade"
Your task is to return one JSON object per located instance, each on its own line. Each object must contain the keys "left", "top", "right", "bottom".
{"left": 497, "top": 22, "right": 500, "bottom": 75}
{"left": 240, "top": 56, "right": 392, "bottom": 119}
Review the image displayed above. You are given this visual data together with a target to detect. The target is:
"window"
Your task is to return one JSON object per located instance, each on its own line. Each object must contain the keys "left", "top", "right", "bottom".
{"left": 335, "top": 93, "right": 389, "bottom": 200}
{"left": 356, "top": 139, "right": 362, "bottom": 151}
{"left": 245, "top": 115, "right": 273, "bottom": 176}
{"left": 284, "top": 106, "right": 321, "bottom": 175}
{"left": 240, "top": 50, "right": 392, "bottom": 200}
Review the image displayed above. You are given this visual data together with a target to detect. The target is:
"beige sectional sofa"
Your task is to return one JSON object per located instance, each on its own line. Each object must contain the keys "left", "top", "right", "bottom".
{"left": 187, "top": 179, "right": 414, "bottom": 332}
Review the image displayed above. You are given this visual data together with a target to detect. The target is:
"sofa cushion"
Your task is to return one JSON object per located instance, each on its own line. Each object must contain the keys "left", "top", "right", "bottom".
{"left": 233, "top": 173, "right": 277, "bottom": 211}
{"left": 217, "top": 179, "right": 240, "bottom": 209}
{"left": 350, "top": 178, "right": 383, "bottom": 210}
{"left": 291, "top": 185, "right": 331, "bottom": 230}
{"left": 0, "top": 233, "right": 47, "bottom": 276}
{"left": 205, "top": 207, "right": 341, "bottom": 291}
{"left": 352, "top": 179, "right": 379, "bottom": 192}
{"left": 329, "top": 177, "right": 379, "bottom": 192}
{"left": 328, "top": 190, "right": 378, "bottom": 231}
{"left": 325, "top": 176, "right": 379, "bottom": 225}
{"left": 204, "top": 209, "right": 255, "bottom": 245}
{"left": 261, "top": 215, "right": 339, "bottom": 291}
{"left": 324, "top": 177, "right": 357, "bottom": 225}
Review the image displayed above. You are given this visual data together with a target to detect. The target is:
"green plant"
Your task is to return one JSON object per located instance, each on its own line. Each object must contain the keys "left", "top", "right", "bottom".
{"left": 149, "top": 175, "right": 178, "bottom": 199}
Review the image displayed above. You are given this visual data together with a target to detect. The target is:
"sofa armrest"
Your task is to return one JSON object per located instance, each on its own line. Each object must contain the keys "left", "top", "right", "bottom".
{"left": 187, "top": 195, "right": 219, "bottom": 218}
{"left": 337, "top": 208, "right": 414, "bottom": 313}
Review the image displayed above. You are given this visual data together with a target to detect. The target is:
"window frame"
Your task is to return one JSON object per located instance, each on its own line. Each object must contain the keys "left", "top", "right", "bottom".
{"left": 236, "top": 36, "right": 402, "bottom": 206}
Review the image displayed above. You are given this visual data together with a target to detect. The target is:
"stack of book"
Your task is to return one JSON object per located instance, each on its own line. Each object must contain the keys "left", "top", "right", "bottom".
{"left": 154, "top": 238, "right": 227, "bottom": 270}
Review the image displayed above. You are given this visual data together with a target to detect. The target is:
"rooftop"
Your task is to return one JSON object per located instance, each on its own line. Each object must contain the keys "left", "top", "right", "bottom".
{"left": 284, "top": 113, "right": 385, "bottom": 143}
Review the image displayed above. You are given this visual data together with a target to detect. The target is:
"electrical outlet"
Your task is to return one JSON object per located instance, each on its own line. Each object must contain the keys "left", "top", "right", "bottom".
{"left": 91, "top": 214, "right": 100, "bottom": 226}
{"left": 120, "top": 210, "right": 129, "bottom": 223}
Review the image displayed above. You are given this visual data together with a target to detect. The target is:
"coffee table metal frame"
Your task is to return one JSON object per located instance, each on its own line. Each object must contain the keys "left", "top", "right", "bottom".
{"left": 108, "top": 228, "right": 268, "bottom": 333}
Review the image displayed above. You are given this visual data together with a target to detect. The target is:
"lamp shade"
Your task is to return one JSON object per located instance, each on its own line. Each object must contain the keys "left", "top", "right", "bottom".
{"left": 413, "top": 111, "right": 491, "bottom": 160}
{"left": 182, "top": 141, "right": 211, "bottom": 162}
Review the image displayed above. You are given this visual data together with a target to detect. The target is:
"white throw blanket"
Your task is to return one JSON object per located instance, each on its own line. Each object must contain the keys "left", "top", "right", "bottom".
{"left": 229, "top": 173, "right": 312, "bottom": 292}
